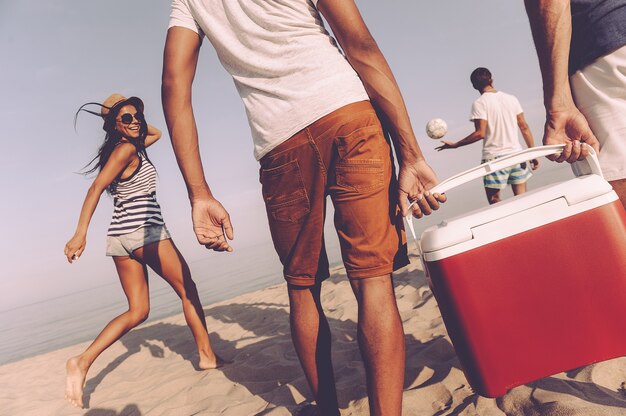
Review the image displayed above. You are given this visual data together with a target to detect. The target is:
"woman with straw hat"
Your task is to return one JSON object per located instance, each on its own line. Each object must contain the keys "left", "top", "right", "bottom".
{"left": 63, "top": 93, "right": 223, "bottom": 408}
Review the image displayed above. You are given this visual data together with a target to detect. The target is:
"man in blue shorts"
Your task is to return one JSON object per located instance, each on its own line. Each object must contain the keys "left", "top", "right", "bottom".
{"left": 436, "top": 67, "right": 539, "bottom": 204}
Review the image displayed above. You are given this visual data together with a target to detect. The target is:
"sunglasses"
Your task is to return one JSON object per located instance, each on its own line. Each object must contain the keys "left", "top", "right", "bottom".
{"left": 117, "top": 112, "right": 145, "bottom": 125}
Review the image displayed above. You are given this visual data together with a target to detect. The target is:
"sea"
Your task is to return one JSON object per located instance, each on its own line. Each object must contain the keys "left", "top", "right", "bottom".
{"left": 0, "top": 163, "right": 577, "bottom": 366}
{"left": 0, "top": 238, "right": 346, "bottom": 366}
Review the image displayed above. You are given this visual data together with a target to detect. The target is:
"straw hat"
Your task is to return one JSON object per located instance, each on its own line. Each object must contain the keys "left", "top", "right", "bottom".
{"left": 100, "top": 93, "right": 144, "bottom": 119}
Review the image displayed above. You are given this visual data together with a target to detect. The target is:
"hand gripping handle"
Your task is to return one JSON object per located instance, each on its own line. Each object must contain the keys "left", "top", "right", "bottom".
{"left": 405, "top": 144, "right": 601, "bottom": 242}
{"left": 428, "top": 144, "right": 600, "bottom": 196}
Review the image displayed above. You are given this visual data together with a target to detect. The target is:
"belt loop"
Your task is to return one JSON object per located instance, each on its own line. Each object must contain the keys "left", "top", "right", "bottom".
{"left": 305, "top": 126, "right": 314, "bottom": 144}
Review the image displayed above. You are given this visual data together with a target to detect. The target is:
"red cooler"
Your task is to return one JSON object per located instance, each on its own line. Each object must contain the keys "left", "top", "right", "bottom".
{"left": 407, "top": 145, "right": 626, "bottom": 397}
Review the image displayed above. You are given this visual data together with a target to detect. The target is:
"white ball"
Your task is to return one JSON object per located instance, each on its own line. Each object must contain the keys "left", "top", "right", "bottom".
{"left": 425, "top": 118, "right": 448, "bottom": 140}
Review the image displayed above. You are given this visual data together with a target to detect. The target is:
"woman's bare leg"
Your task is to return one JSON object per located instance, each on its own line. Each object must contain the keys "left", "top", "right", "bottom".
{"left": 133, "top": 238, "right": 222, "bottom": 369}
{"left": 65, "top": 256, "right": 150, "bottom": 408}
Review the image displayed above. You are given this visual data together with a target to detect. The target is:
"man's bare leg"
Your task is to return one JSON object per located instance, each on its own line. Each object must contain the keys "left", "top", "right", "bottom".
{"left": 485, "top": 187, "right": 502, "bottom": 204}
{"left": 512, "top": 182, "right": 527, "bottom": 196}
{"left": 609, "top": 178, "right": 626, "bottom": 209}
{"left": 350, "top": 274, "right": 404, "bottom": 416}
{"left": 288, "top": 283, "right": 340, "bottom": 416}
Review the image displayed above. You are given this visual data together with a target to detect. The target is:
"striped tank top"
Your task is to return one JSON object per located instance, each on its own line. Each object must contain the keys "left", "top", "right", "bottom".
{"left": 107, "top": 153, "right": 165, "bottom": 236}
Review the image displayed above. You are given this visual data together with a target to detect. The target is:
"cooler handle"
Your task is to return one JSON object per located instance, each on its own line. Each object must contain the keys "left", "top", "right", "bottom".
{"left": 427, "top": 144, "right": 600, "bottom": 196}
{"left": 405, "top": 144, "right": 601, "bottom": 243}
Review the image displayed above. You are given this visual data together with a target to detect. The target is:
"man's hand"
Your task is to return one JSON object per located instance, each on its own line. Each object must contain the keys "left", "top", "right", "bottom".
{"left": 530, "top": 159, "right": 540, "bottom": 170}
{"left": 543, "top": 108, "right": 600, "bottom": 163}
{"left": 191, "top": 198, "right": 234, "bottom": 252}
{"left": 398, "top": 159, "right": 447, "bottom": 219}
{"left": 435, "top": 141, "right": 456, "bottom": 151}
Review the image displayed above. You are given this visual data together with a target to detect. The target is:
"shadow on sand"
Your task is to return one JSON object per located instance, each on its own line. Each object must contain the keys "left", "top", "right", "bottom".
{"left": 84, "top": 404, "right": 141, "bottom": 416}
{"left": 80, "top": 263, "right": 462, "bottom": 414}
{"left": 80, "top": 258, "right": 626, "bottom": 415}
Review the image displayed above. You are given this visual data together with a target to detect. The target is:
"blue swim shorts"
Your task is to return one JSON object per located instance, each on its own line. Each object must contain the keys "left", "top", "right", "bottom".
{"left": 106, "top": 224, "right": 171, "bottom": 257}
{"left": 482, "top": 157, "right": 532, "bottom": 190}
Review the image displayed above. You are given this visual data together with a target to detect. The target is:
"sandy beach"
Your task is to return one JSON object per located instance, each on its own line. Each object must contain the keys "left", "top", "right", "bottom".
{"left": 2, "top": 254, "right": 626, "bottom": 415}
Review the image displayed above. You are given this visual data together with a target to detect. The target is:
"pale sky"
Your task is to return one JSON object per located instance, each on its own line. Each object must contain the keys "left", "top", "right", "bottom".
{"left": 0, "top": 1, "right": 571, "bottom": 311}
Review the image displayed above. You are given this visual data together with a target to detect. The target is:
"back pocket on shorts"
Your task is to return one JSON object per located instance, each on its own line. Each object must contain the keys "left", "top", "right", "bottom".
{"left": 335, "top": 125, "right": 385, "bottom": 193}
{"left": 260, "top": 160, "right": 311, "bottom": 223}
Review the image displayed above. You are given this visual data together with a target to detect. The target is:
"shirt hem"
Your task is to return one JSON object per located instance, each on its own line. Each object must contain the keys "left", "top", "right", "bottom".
{"left": 253, "top": 93, "right": 371, "bottom": 160}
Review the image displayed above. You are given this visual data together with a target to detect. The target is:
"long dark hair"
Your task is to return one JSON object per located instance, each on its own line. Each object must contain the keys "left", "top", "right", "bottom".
{"left": 75, "top": 101, "right": 150, "bottom": 192}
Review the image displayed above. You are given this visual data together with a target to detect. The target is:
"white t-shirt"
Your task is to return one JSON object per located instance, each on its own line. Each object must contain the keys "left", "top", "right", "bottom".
{"left": 168, "top": 0, "right": 370, "bottom": 160}
{"left": 469, "top": 91, "right": 524, "bottom": 159}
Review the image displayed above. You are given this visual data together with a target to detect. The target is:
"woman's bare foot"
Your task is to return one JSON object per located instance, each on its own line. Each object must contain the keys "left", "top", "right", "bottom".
{"left": 198, "top": 351, "right": 228, "bottom": 370}
{"left": 65, "top": 356, "right": 88, "bottom": 408}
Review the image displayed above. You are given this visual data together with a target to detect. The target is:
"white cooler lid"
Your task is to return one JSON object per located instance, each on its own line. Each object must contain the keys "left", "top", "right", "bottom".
{"left": 420, "top": 175, "right": 616, "bottom": 260}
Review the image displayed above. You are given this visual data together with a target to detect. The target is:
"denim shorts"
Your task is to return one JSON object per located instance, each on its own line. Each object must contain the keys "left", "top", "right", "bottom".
{"left": 259, "top": 100, "right": 409, "bottom": 287}
{"left": 106, "top": 224, "right": 171, "bottom": 257}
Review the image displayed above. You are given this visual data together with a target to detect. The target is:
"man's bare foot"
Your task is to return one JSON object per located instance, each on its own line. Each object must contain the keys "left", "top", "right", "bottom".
{"left": 198, "top": 352, "right": 228, "bottom": 370}
{"left": 65, "top": 356, "right": 87, "bottom": 408}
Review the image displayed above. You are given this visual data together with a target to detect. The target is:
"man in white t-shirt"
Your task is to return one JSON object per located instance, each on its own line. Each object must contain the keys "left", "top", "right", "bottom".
{"left": 161, "top": 1, "right": 445, "bottom": 414}
{"left": 437, "top": 67, "right": 539, "bottom": 204}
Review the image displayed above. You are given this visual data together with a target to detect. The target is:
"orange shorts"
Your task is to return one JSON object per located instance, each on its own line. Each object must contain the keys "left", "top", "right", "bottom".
{"left": 259, "top": 101, "right": 409, "bottom": 287}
